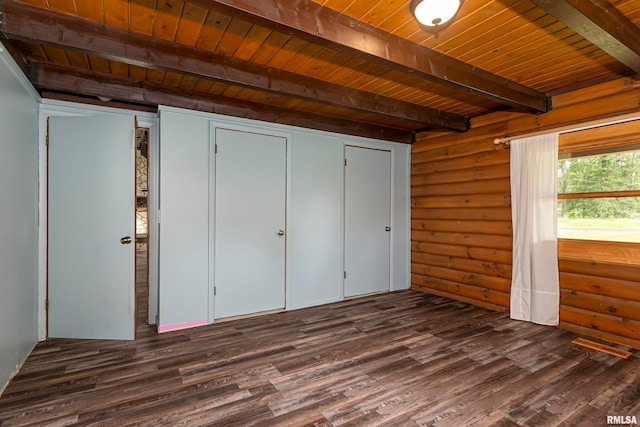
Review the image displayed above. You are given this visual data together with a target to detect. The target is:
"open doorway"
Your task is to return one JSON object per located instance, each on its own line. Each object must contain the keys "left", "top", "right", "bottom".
{"left": 135, "top": 127, "right": 155, "bottom": 338}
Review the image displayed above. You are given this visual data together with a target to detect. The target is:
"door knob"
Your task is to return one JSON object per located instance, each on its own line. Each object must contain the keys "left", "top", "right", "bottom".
{"left": 120, "top": 236, "right": 132, "bottom": 244}
{"left": 276, "top": 229, "right": 285, "bottom": 236}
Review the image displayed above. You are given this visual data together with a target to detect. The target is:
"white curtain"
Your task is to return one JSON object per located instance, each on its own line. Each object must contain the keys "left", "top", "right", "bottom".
{"left": 509, "top": 133, "right": 560, "bottom": 326}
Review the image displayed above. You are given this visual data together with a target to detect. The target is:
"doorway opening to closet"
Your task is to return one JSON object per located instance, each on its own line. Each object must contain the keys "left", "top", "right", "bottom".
{"left": 135, "top": 127, "right": 155, "bottom": 338}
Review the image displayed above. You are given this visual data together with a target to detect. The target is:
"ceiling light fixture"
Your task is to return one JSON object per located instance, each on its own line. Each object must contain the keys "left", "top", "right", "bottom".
{"left": 410, "top": 0, "right": 463, "bottom": 30}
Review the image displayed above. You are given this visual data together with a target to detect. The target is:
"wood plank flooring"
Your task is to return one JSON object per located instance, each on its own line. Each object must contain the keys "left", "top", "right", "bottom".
{"left": 1, "top": 291, "right": 638, "bottom": 426}
{"left": 135, "top": 247, "right": 155, "bottom": 340}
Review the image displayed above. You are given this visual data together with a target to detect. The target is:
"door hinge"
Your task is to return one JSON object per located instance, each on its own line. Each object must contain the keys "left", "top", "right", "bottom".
{"left": 344, "top": 271, "right": 347, "bottom": 279}
{"left": 156, "top": 210, "right": 160, "bottom": 223}
{"left": 214, "top": 287, "right": 217, "bottom": 296}
{"left": 344, "top": 158, "right": 347, "bottom": 166}
{"left": 215, "top": 144, "right": 218, "bottom": 154}
{"left": 45, "top": 299, "right": 49, "bottom": 311}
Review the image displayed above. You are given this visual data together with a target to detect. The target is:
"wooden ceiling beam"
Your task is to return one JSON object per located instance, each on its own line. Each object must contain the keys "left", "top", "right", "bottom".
{"left": 31, "top": 62, "right": 414, "bottom": 143}
{"left": 0, "top": 0, "right": 468, "bottom": 131}
{"left": 0, "top": 37, "right": 30, "bottom": 77}
{"left": 189, "top": 0, "right": 549, "bottom": 113}
{"left": 530, "top": 0, "right": 640, "bottom": 77}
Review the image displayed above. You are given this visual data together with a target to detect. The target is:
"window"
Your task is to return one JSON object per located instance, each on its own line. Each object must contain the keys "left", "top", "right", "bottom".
{"left": 557, "top": 142, "right": 640, "bottom": 243}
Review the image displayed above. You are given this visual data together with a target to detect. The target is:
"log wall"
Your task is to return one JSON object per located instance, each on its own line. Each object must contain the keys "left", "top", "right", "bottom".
{"left": 411, "top": 77, "right": 640, "bottom": 348}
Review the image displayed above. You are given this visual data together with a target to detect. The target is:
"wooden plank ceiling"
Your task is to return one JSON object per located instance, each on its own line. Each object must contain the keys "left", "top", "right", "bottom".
{"left": 1, "top": 0, "right": 639, "bottom": 142}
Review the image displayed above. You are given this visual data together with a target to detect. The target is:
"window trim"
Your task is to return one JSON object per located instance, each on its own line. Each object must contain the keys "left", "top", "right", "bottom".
{"left": 558, "top": 190, "right": 640, "bottom": 200}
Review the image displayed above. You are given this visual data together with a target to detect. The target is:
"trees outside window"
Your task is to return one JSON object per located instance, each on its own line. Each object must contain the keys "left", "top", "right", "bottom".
{"left": 557, "top": 149, "right": 640, "bottom": 242}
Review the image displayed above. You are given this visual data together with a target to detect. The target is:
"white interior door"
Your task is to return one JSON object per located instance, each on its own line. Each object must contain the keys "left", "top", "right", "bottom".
{"left": 48, "top": 115, "right": 135, "bottom": 340}
{"left": 214, "top": 128, "right": 286, "bottom": 319}
{"left": 344, "top": 146, "right": 392, "bottom": 297}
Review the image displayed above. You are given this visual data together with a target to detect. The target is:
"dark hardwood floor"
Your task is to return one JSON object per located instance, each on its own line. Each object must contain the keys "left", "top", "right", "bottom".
{"left": 1, "top": 289, "right": 638, "bottom": 426}
{"left": 136, "top": 247, "right": 156, "bottom": 340}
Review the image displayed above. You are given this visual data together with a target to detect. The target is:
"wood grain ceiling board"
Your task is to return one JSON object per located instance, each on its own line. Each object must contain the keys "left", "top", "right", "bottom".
{"left": 313, "top": 0, "right": 633, "bottom": 94}
{"left": 238, "top": 9, "right": 492, "bottom": 114}
{"left": 6, "top": 0, "right": 541, "bottom": 117}
{"left": 187, "top": 0, "right": 547, "bottom": 112}
{"left": 424, "top": 1, "right": 629, "bottom": 92}
{"left": 122, "top": 1, "right": 482, "bottom": 115}
{"left": 76, "top": 0, "right": 104, "bottom": 22}
{"left": 618, "top": 0, "right": 640, "bottom": 21}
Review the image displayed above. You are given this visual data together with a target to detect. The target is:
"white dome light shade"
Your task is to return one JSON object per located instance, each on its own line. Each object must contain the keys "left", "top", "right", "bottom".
{"left": 410, "top": 0, "right": 462, "bottom": 27}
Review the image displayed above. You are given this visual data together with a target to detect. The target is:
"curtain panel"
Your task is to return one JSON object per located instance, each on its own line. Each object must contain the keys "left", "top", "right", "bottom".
{"left": 509, "top": 133, "right": 560, "bottom": 326}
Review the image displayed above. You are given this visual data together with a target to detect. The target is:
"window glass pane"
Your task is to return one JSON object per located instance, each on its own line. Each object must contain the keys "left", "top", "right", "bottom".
{"left": 558, "top": 149, "right": 640, "bottom": 193}
{"left": 558, "top": 197, "right": 640, "bottom": 242}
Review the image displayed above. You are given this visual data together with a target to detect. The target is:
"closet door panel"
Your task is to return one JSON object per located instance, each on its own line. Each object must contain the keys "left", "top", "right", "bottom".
{"left": 214, "top": 128, "right": 286, "bottom": 319}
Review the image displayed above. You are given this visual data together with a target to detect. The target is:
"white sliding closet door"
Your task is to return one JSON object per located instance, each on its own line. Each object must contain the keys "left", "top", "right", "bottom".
{"left": 214, "top": 128, "right": 287, "bottom": 319}
{"left": 344, "top": 146, "right": 392, "bottom": 297}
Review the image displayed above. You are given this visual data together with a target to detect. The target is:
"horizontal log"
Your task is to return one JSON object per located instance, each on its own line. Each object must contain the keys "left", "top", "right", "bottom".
{"left": 560, "top": 272, "right": 640, "bottom": 303}
{"left": 552, "top": 77, "right": 640, "bottom": 110}
{"left": 412, "top": 241, "right": 472, "bottom": 258}
{"left": 412, "top": 139, "right": 508, "bottom": 164}
{"left": 559, "top": 119, "right": 640, "bottom": 154}
{"left": 411, "top": 275, "right": 510, "bottom": 308}
{"left": 412, "top": 193, "right": 511, "bottom": 209}
{"left": 467, "top": 247, "right": 513, "bottom": 265}
{"left": 411, "top": 219, "right": 512, "bottom": 236}
{"left": 412, "top": 230, "right": 513, "bottom": 250}
{"left": 560, "top": 305, "right": 640, "bottom": 342}
{"left": 561, "top": 289, "right": 640, "bottom": 322}
{"left": 413, "top": 252, "right": 512, "bottom": 280}
{"left": 414, "top": 78, "right": 640, "bottom": 150}
{"left": 469, "top": 110, "right": 539, "bottom": 130}
{"left": 411, "top": 163, "right": 510, "bottom": 187}
{"left": 411, "top": 263, "right": 511, "bottom": 293}
{"left": 496, "top": 90, "right": 640, "bottom": 147}
{"left": 412, "top": 207, "right": 512, "bottom": 221}
{"left": 412, "top": 242, "right": 513, "bottom": 264}
{"left": 412, "top": 178, "right": 511, "bottom": 198}
{"left": 412, "top": 126, "right": 507, "bottom": 154}
{"left": 411, "top": 149, "right": 509, "bottom": 175}
{"left": 413, "top": 119, "right": 514, "bottom": 153}
{"left": 559, "top": 239, "right": 640, "bottom": 266}
{"left": 558, "top": 321, "right": 640, "bottom": 350}
{"left": 411, "top": 285, "right": 508, "bottom": 314}
{"left": 559, "top": 259, "right": 640, "bottom": 281}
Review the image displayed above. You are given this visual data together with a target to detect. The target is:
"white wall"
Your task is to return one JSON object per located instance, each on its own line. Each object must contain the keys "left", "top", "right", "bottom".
{"left": 158, "top": 106, "right": 410, "bottom": 331}
{"left": 158, "top": 110, "right": 211, "bottom": 330}
{"left": 0, "top": 45, "right": 40, "bottom": 394}
{"left": 392, "top": 145, "right": 411, "bottom": 291}
{"left": 288, "top": 133, "right": 343, "bottom": 309}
